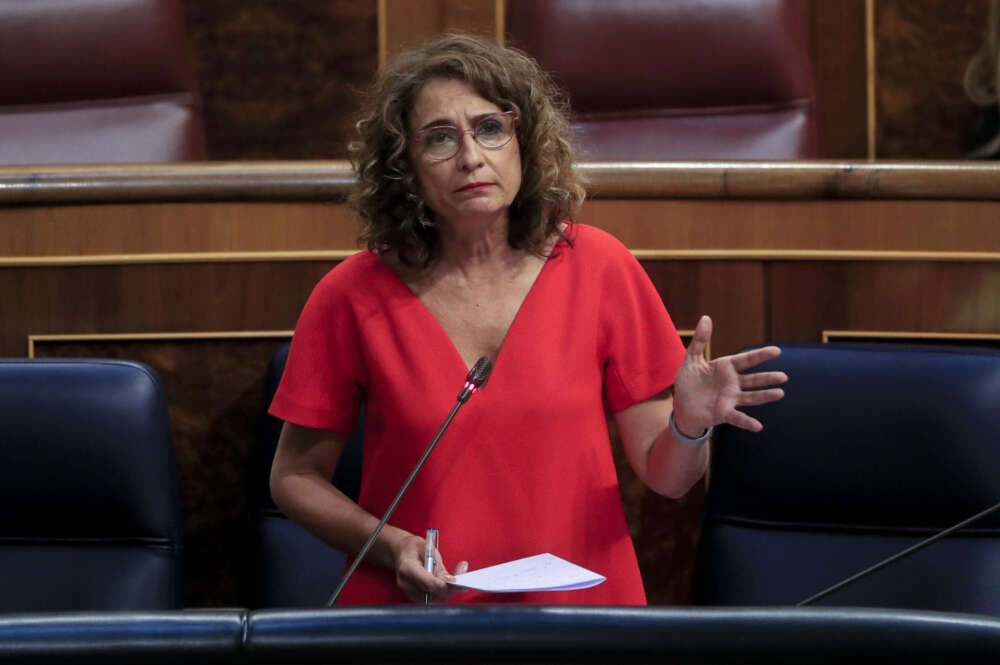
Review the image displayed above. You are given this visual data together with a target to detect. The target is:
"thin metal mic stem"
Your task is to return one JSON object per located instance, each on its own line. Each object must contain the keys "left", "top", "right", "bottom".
{"left": 797, "top": 499, "right": 1000, "bottom": 606}
{"left": 326, "top": 400, "right": 463, "bottom": 607}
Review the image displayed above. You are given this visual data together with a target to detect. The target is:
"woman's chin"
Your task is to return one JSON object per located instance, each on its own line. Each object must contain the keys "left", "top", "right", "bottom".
{"left": 448, "top": 201, "right": 510, "bottom": 221}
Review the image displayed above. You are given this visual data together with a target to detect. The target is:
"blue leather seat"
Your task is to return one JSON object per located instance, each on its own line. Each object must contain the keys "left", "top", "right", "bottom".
{"left": 698, "top": 343, "right": 1000, "bottom": 615}
{"left": 0, "top": 358, "right": 182, "bottom": 611}
{"left": 0, "top": 610, "right": 245, "bottom": 663}
{"left": 250, "top": 343, "right": 364, "bottom": 607}
{"left": 4, "top": 606, "right": 1000, "bottom": 663}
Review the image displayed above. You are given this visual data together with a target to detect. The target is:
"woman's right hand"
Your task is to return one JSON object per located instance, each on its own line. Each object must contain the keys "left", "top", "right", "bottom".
{"left": 390, "top": 532, "right": 469, "bottom": 603}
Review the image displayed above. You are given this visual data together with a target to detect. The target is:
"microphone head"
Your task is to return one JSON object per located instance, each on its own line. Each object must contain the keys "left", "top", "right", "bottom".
{"left": 467, "top": 356, "right": 494, "bottom": 389}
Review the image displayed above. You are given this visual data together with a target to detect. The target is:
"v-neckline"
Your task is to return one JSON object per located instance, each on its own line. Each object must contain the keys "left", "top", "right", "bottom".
{"left": 375, "top": 240, "right": 564, "bottom": 376}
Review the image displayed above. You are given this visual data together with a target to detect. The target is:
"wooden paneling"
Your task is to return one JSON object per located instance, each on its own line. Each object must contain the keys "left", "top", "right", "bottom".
{"left": 637, "top": 261, "right": 768, "bottom": 358}
{"left": 875, "top": 0, "right": 989, "bottom": 158}
{"left": 579, "top": 198, "right": 1000, "bottom": 259}
{"left": 806, "top": 0, "right": 869, "bottom": 158}
{"left": 0, "top": 202, "right": 359, "bottom": 262}
{"left": 6, "top": 195, "right": 999, "bottom": 266}
{"left": 383, "top": 0, "right": 498, "bottom": 64}
{"left": 769, "top": 261, "right": 1000, "bottom": 343}
{"left": 0, "top": 262, "right": 334, "bottom": 358}
{"left": 181, "top": 0, "right": 378, "bottom": 160}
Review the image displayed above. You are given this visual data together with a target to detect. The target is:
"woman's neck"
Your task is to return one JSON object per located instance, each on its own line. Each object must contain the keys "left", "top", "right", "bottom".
{"left": 435, "top": 212, "right": 519, "bottom": 280}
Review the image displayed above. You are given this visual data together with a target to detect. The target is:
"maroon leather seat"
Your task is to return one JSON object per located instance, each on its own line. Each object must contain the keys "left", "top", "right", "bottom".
{"left": 506, "top": 0, "right": 816, "bottom": 160}
{"left": 0, "top": 0, "right": 205, "bottom": 165}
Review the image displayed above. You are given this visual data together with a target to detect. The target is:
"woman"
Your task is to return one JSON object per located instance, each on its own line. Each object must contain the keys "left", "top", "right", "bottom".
{"left": 269, "top": 34, "right": 786, "bottom": 605}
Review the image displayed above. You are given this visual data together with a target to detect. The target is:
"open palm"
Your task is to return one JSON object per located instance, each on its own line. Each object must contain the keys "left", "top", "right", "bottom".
{"left": 672, "top": 315, "right": 787, "bottom": 435}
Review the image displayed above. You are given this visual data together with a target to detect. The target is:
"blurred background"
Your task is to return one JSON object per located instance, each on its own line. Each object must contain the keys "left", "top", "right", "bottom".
{"left": 174, "top": 0, "right": 995, "bottom": 161}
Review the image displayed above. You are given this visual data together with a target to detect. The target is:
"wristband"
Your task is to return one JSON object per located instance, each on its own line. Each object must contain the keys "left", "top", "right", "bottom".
{"left": 669, "top": 411, "right": 713, "bottom": 447}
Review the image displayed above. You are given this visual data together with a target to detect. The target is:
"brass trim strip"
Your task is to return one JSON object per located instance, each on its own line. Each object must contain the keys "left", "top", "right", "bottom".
{"left": 27, "top": 330, "right": 702, "bottom": 363}
{"left": 629, "top": 249, "right": 1000, "bottom": 262}
{"left": 822, "top": 330, "right": 1000, "bottom": 343}
{"left": 3, "top": 248, "right": 997, "bottom": 268}
{"left": 378, "top": 0, "right": 387, "bottom": 69}
{"left": 866, "top": 0, "right": 877, "bottom": 160}
{"left": 0, "top": 250, "right": 360, "bottom": 267}
{"left": 28, "top": 330, "right": 293, "bottom": 358}
{"left": 675, "top": 330, "right": 707, "bottom": 359}
{"left": 496, "top": 0, "right": 505, "bottom": 44}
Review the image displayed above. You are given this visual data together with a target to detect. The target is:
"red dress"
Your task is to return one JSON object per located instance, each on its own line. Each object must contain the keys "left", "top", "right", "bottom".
{"left": 269, "top": 223, "right": 685, "bottom": 604}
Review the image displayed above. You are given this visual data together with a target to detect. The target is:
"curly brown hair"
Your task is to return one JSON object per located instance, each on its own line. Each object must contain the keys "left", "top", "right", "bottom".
{"left": 349, "top": 33, "right": 585, "bottom": 271}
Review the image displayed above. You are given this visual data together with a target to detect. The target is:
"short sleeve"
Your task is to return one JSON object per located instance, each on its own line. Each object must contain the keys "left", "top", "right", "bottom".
{"left": 597, "top": 234, "right": 686, "bottom": 413}
{"left": 268, "top": 258, "right": 369, "bottom": 435}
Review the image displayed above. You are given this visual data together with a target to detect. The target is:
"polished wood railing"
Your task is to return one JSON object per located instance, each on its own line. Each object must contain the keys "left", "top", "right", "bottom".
{"left": 4, "top": 160, "right": 1000, "bottom": 202}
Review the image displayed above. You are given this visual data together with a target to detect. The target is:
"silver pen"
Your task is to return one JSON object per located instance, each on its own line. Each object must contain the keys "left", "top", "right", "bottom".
{"left": 423, "top": 527, "right": 438, "bottom": 605}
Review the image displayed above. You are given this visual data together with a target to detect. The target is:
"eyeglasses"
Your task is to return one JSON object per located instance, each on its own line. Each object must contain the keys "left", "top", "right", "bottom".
{"left": 412, "top": 111, "right": 519, "bottom": 161}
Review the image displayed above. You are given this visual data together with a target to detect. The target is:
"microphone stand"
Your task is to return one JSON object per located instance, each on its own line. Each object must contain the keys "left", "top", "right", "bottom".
{"left": 798, "top": 499, "right": 1000, "bottom": 606}
{"left": 326, "top": 357, "right": 493, "bottom": 607}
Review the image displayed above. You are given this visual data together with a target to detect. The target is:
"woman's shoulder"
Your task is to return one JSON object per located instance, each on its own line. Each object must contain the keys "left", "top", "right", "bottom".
{"left": 314, "top": 249, "right": 384, "bottom": 287}
{"left": 561, "top": 222, "right": 635, "bottom": 264}
{"left": 307, "top": 250, "right": 392, "bottom": 309}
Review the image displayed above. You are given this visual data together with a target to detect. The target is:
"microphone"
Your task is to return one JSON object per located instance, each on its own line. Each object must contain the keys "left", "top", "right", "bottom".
{"left": 327, "top": 356, "right": 494, "bottom": 606}
{"left": 458, "top": 356, "right": 493, "bottom": 403}
{"left": 797, "top": 498, "right": 1000, "bottom": 606}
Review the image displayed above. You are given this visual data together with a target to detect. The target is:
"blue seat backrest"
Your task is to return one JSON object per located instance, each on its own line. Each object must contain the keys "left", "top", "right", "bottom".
{"left": 0, "top": 358, "right": 182, "bottom": 611}
{"left": 250, "top": 343, "right": 364, "bottom": 607}
{"left": 698, "top": 343, "right": 1000, "bottom": 615}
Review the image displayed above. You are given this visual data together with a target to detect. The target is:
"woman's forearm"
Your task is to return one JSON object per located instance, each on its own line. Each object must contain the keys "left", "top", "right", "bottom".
{"left": 271, "top": 470, "right": 411, "bottom": 571}
{"left": 641, "top": 417, "right": 710, "bottom": 498}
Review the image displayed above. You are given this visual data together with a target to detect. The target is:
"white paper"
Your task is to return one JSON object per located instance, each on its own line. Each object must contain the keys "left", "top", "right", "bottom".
{"left": 448, "top": 553, "right": 606, "bottom": 593}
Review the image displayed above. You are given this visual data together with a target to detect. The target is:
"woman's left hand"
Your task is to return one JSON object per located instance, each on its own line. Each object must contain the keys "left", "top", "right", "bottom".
{"left": 671, "top": 315, "right": 788, "bottom": 436}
